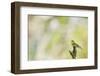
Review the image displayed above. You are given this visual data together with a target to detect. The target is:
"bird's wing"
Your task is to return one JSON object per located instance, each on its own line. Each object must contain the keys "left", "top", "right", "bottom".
{"left": 75, "top": 43, "right": 82, "bottom": 49}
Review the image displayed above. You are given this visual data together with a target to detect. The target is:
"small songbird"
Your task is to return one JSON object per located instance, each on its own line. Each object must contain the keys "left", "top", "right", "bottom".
{"left": 69, "top": 40, "right": 82, "bottom": 59}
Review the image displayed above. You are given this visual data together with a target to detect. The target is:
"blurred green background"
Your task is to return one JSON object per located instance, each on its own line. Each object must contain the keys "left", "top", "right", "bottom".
{"left": 28, "top": 15, "right": 88, "bottom": 60}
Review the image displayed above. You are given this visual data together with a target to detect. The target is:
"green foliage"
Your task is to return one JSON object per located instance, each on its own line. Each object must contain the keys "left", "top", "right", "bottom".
{"left": 57, "top": 16, "right": 69, "bottom": 26}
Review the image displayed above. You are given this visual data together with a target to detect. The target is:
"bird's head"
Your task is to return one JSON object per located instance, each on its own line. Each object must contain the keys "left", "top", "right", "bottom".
{"left": 71, "top": 40, "right": 75, "bottom": 44}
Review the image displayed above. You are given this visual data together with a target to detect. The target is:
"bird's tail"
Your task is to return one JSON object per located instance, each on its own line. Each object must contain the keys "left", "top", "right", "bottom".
{"left": 69, "top": 50, "right": 75, "bottom": 59}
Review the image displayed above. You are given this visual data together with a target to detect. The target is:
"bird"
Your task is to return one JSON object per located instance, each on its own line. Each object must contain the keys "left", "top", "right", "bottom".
{"left": 69, "top": 40, "right": 82, "bottom": 59}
